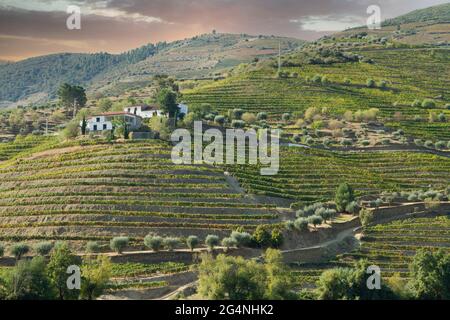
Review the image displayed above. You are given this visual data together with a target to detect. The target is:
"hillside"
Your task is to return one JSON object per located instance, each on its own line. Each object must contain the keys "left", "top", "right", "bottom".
{"left": 183, "top": 46, "right": 450, "bottom": 140}
{"left": 0, "top": 33, "right": 304, "bottom": 107}
{"left": 383, "top": 3, "right": 450, "bottom": 26}
{"left": 335, "top": 3, "right": 450, "bottom": 45}
{"left": 0, "top": 138, "right": 278, "bottom": 245}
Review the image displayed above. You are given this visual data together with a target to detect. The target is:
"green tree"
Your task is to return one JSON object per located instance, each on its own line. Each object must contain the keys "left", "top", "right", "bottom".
{"left": 10, "top": 243, "right": 30, "bottom": 260}
{"left": 335, "top": 183, "right": 355, "bottom": 212}
{"left": 186, "top": 235, "right": 199, "bottom": 251}
{"left": 34, "top": 242, "right": 54, "bottom": 256}
{"left": 263, "top": 249, "right": 296, "bottom": 299}
{"left": 47, "top": 242, "right": 81, "bottom": 300}
{"left": 316, "top": 260, "right": 396, "bottom": 300}
{"left": 409, "top": 249, "right": 450, "bottom": 299}
{"left": 110, "top": 237, "right": 129, "bottom": 254}
{"left": 197, "top": 254, "right": 266, "bottom": 299}
{"left": 80, "top": 255, "right": 112, "bottom": 300}
{"left": 157, "top": 88, "right": 179, "bottom": 118}
{"left": 57, "top": 83, "right": 87, "bottom": 112}
{"left": 144, "top": 235, "right": 163, "bottom": 252}
{"left": 205, "top": 235, "right": 220, "bottom": 251}
{"left": 80, "top": 116, "right": 87, "bottom": 135}
{"left": 4, "top": 256, "right": 55, "bottom": 300}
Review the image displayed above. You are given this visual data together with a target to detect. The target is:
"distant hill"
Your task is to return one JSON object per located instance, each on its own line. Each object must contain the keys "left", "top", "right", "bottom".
{"left": 335, "top": 3, "right": 450, "bottom": 46}
{"left": 382, "top": 3, "right": 450, "bottom": 26}
{"left": 0, "top": 33, "right": 304, "bottom": 107}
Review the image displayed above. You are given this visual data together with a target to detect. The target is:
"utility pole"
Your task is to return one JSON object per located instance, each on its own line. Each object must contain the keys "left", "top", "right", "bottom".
{"left": 72, "top": 98, "right": 78, "bottom": 119}
{"left": 278, "top": 41, "right": 281, "bottom": 74}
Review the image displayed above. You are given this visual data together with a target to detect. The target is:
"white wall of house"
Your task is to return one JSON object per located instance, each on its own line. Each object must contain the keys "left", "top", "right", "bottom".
{"left": 124, "top": 104, "right": 188, "bottom": 119}
{"left": 125, "top": 106, "right": 162, "bottom": 119}
{"left": 85, "top": 114, "right": 141, "bottom": 132}
{"left": 178, "top": 103, "right": 189, "bottom": 115}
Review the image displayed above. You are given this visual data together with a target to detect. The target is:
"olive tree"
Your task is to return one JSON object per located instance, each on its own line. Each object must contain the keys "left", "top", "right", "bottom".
{"left": 110, "top": 237, "right": 129, "bottom": 254}
{"left": 186, "top": 235, "right": 199, "bottom": 251}
{"left": 205, "top": 235, "right": 220, "bottom": 251}
{"left": 10, "top": 243, "right": 30, "bottom": 260}
{"left": 144, "top": 235, "right": 163, "bottom": 252}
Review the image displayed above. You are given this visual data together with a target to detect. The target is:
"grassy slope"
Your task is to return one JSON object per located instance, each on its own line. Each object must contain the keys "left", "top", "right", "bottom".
{"left": 293, "top": 215, "right": 450, "bottom": 289}
{"left": 0, "top": 138, "right": 278, "bottom": 244}
{"left": 183, "top": 47, "right": 450, "bottom": 140}
{"left": 227, "top": 147, "right": 450, "bottom": 202}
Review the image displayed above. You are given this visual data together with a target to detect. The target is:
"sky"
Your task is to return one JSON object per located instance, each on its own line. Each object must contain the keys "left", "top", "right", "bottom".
{"left": 0, "top": 0, "right": 448, "bottom": 61}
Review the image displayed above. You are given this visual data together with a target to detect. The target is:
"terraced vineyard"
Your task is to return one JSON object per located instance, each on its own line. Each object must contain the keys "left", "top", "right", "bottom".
{"left": 0, "top": 139, "right": 278, "bottom": 245}
{"left": 183, "top": 48, "right": 450, "bottom": 140}
{"left": 227, "top": 147, "right": 450, "bottom": 202}
{"left": 292, "top": 215, "right": 450, "bottom": 290}
{"left": 0, "top": 135, "right": 55, "bottom": 161}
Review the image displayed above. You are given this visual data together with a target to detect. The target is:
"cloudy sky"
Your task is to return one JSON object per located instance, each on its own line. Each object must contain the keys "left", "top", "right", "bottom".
{"left": 0, "top": 0, "right": 448, "bottom": 61}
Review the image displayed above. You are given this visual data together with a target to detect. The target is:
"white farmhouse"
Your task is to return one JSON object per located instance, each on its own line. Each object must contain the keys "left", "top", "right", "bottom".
{"left": 124, "top": 105, "right": 163, "bottom": 119}
{"left": 124, "top": 104, "right": 189, "bottom": 119}
{"left": 85, "top": 112, "right": 142, "bottom": 132}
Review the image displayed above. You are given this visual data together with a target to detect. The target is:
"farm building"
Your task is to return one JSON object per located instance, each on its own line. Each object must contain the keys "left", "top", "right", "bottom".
{"left": 124, "top": 104, "right": 189, "bottom": 119}
{"left": 86, "top": 112, "right": 142, "bottom": 132}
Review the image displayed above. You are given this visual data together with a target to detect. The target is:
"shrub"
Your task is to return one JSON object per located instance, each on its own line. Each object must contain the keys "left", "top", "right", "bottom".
{"left": 448, "top": 141, "right": 450, "bottom": 149}
{"left": 424, "top": 140, "right": 434, "bottom": 148}
{"left": 361, "top": 140, "right": 370, "bottom": 146}
{"left": 205, "top": 235, "right": 220, "bottom": 251}
{"left": 256, "top": 112, "right": 268, "bottom": 121}
{"left": 110, "top": 237, "right": 129, "bottom": 254}
{"left": 34, "top": 242, "right": 54, "bottom": 256}
{"left": 221, "top": 237, "right": 238, "bottom": 251}
{"left": 438, "top": 113, "right": 446, "bottom": 122}
{"left": 242, "top": 112, "right": 256, "bottom": 124}
{"left": 408, "top": 193, "right": 419, "bottom": 202}
{"left": 214, "top": 115, "right": 225, "bottom": 126}
{"left": 359, "top": 208, "right": 374, "bottom": 226}
{"left": 414, "top": 139, "right": 424, "bottom": 147}
{"left": 10, "top": 243, "right": 30, "bottom": 260}
{"left": 186, "top": 235, "right": 199, "bottom": 251}
{"left": 312, "top": 74, "right": 322, "bottom": 83}
{"left": 345, "top": 201, "right": 360, "bottom": 214}
{"left": 284, "top": 221, "right": 295, "bottom": 231}
{"left": 86, "top": 241, "right": 101, "bottom": 253}
{"left": 294, "top": 218, "right": 309, "bottom": 232}
{"left": 231, "top": 120, "right": 245, "bottom": 129}
{"left": 230, "top": 231, "right": 252, "bottom": 247}
{"left": 229, "top": 108, "right": 244, "bottom": 120}
{"left": 341, "top": 139, "right": 353, "bottom": 147}
{"left": 335, "top": 183, "right": 355, "bottom": 212}
{"left": 163, "top": 237, "right": 180, "bottom": 251}
{"left": 282, "top": 113, "right": 291, "bottom": 122}
{"left": 435, "top": 141, "right": 446, "bottom": 150}
{"left": 308, "top": 215, "right": 323, "bottom": 228}
{"left": 381, "top": 138, "right": 390, "bottom": 145}
{"left": 0, "top": 243, "right": 4, "bottom": 257}
{"left": 144, "top": 235, "right": 163, "bottom": 252}
{"left": 421, "top": 99, "right": 436, "bottom": 108}
{"left": 270, "top": 228, "right": 284, "bottom": 248}
{"left": 292, "top": 134, "right": 301, "bottom": 143}
{"left": 366, "top": 79, "right": 376, "bottom": 88}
